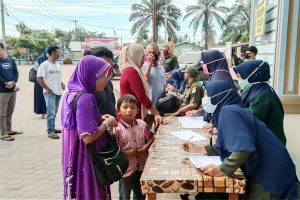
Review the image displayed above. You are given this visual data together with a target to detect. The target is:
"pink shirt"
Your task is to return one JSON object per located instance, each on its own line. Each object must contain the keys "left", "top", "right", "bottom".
{"left": 112, "top": 119, "right": 153, "bottom": 177}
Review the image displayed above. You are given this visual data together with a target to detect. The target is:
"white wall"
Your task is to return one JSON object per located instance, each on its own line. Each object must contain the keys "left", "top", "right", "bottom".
{"left": 284, "top": 114, "right": 300, "bottom": 177}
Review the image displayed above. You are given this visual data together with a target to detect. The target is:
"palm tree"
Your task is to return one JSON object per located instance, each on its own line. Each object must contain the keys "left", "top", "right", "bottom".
{"left": 129, "top": 0, "right": 181, "bottom": 42}
{"left": 222, "top": 1, "right": 250, "bottom": 43}
{"left": 184, "top": 0, "right": 229, "bottom": 49}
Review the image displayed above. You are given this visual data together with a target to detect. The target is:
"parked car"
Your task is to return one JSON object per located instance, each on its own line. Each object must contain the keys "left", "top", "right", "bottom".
{"left": 177, "top": 51, "right": 208, "bottom": 81}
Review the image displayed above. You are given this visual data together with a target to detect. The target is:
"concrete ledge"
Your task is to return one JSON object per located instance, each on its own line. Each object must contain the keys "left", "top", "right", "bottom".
{"left": 280, "top": 96, "right": 300, "bottom": 114}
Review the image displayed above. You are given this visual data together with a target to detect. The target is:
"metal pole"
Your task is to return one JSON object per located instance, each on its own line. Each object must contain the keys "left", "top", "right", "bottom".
{"left": 164, "top": 0, "right": 168, "bottom": 42}
{"left": 152, "top": 0, "right": 157, "bottom": 43}
{"left": 1, "top": 0, "right": 6, "bottom": 46}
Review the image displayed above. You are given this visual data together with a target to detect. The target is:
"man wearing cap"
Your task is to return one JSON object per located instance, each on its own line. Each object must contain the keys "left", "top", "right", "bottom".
{"left": 245, "top": 46, "right": 258, "bottom": 61}
{"left": 173, "top": 66, "right": 204, "bottom": 116}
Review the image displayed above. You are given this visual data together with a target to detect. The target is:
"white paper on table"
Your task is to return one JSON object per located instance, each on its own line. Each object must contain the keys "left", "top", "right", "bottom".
{"left": 178, "top": 116, "right": 208, "bottom": 129}
{"left": 171, "top": 130, "right": 208, "bottom": 142}
{"left": 187, "top": 155, "right": 222, "bottom": 169}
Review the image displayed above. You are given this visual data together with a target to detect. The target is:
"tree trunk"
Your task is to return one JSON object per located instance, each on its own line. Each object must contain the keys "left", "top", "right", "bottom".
{"left": 204, "top": 12, "right": 208, "bottom": 50}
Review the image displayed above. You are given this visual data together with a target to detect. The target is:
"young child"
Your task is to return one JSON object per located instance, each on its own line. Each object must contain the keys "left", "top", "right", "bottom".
{"left": 112, "top": 94, "right": 154, "bottom": 200}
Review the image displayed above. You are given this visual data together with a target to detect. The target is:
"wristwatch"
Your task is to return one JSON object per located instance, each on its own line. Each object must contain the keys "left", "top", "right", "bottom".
{"left": 102, "top": 121, "right": 110, "bottom": 130}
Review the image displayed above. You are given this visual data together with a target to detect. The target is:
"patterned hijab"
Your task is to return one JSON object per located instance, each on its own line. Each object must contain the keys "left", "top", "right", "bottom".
{"left": 234, "top": 60, "right": 284, "bottom": 113}
{"left": 201, "top": 50, "right": 236, "bottom": 90}
{"left": 61, "top": 55, "right": 111, "bottom": 131}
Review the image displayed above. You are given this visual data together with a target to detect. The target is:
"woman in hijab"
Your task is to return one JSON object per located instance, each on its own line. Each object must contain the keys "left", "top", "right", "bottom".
{"left": 118, "top": 44, "right": 163, "bottom": 125}
{"left": 183, "top": 80, "right": 299, "bottom": 200}
{"left": 233, "top": 60, "right": 286, "bottom": 145}
{"left": 169, "top": 69, "right": 187, "bottom": 94}
{"left": 61, "top": 56, "right": 118, "bottom": 200}
{"left": 33, "top": 49, "right": 48, "bottom": 119}
{"left": 201, "top": 50, "right": 236, "bottom": 90}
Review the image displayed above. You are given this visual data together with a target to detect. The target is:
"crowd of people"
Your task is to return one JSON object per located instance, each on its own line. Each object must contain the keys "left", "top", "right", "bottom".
{"left": 0, "top": 39, "right": 298, "bottom": 200}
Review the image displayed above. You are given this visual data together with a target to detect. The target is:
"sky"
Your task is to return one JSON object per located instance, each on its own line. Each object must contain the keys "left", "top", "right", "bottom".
{"left": 3, "top": 0, "right": 235, "bottom": 44}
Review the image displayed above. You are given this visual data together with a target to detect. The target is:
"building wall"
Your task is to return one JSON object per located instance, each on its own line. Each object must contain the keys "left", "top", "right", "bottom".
{"left": 250, "top": 0, "right": 300, "bottom": 113}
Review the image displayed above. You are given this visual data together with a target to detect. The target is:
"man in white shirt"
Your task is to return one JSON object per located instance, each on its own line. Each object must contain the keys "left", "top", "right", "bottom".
{"left": 37, "top": 46, "right": 65, "bottom": 139}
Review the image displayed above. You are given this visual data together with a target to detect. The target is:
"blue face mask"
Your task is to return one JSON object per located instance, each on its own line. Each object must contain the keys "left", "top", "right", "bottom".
{"left": 202, "top": 89, "right": 232, "bottom": 114}
{"left": 238, "top": 61, "right": 265, "bottom": 91}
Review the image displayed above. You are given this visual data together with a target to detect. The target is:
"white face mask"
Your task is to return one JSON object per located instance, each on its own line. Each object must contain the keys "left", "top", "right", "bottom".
{"left": 238, "top": 61, "right": 264, "bottom": 91}
{"left": 202, "top": 89, "right": 232, "bottom": 113}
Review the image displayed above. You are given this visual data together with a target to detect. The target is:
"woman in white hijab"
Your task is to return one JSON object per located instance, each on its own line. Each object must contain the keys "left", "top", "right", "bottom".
{"left": 118, "top": 43, "right": 164, "bottom": 126}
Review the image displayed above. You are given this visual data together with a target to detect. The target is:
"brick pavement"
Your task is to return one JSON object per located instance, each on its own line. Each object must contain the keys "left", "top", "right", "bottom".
{"left": 0, "top": 64, "right": 184, "bottom": 200}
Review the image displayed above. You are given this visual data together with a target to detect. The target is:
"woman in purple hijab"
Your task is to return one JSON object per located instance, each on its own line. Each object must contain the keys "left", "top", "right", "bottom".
{"left": 61, "top": 55, "right": 118, "bottom": 200}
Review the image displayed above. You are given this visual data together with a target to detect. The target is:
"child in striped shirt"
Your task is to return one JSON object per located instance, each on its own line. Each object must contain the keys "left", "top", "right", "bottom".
{"left": 113, "top": 94, "right": 154, "bottom": 200}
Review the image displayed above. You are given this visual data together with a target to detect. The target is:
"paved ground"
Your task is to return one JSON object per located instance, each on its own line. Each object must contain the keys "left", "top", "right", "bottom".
{"left": 1, "top": 64, "right": 299, "bottom": 200}
{"left": 0, "top": 64, "right": 183, "bottom": 200}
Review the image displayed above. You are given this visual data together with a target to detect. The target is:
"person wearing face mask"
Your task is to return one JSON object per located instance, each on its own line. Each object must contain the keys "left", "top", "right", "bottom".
{"left": 233, "top": 60, "right": 286, "bottom": 145}
{"left": 161, "top": 45, "right": 179, "bottom": 73}
{"left": 201, "top": 50, "right": 236, "bottom": 90}
{"left": 182, "top": 80, "right": 299, "bottom": 200}
{"left": 173, "top": 66, "right": 204, "bottom": 116}
{"left": 142, "top": 43, "right": 166, "bottom": 128}
{"left": 119, "top": 44, "right": 165, "bottom": 126}
{"left": 244, "top": 46, "right": 258, "bottom": 61}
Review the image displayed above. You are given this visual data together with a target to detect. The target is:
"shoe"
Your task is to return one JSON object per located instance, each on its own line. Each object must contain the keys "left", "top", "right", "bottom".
{"left": 41, "top": 114, "right": 47, "bottom": 119}
{"left": 7, "top": 130, "right": 23, "bottom": 135}
{"left": 54, "top": 129, "right": 61, "bottom": 133}
{"left": 0, "top": 135, "right": 14, "bottom": 141}
{"left": 48, "top": 133, "right": 59, "bottom": 139}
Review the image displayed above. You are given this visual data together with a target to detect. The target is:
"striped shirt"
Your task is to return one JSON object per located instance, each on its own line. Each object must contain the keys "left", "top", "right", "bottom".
{"left": 112, "top": 119, "right": 153, "bottom": 177}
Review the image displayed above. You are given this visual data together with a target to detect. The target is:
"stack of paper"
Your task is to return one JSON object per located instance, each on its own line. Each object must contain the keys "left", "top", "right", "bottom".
{"left": 171, "top": 130, "right": 208, "bottom": 142}
{"left": 178, "top": 116, "right": 207, "bottom": 129}
{"left": 187, "top": 155, "right": 222, "bottom": 169}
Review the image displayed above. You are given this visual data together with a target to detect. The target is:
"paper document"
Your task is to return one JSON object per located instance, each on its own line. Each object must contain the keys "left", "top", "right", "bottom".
{"left": 171, "top": 130, "right": 208, "bottom": 142}
{"left": 188, "top": 155, "right": 222, "bottom": 169}
{"left": 178, "top": 117, "right": 207, "bottom": 129}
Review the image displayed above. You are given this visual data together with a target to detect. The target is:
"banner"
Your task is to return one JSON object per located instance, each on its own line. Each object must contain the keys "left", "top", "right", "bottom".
{"left": 255, "top": 1, "right": 266, "bottom": 37}
{"left": 84, "top": 37, "right": 121, "bottom": 53}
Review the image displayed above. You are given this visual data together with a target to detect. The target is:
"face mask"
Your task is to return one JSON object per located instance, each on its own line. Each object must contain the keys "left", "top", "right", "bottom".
{"left": 202, "top": 89, "right": 232, "bottom": 113}
{"left": 238, "top": 61, "right": 264, "bottom": 91}
{"left": 154, "top": 53, "right": 159, "bottom": 62}
{"left": 163, "top": 49, "right": 169, "bottom": 58}
{"left": 202, "top": 58, "right": 226, "bottom": 75}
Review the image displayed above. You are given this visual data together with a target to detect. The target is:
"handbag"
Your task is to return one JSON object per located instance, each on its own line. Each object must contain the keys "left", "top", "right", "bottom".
{"left": 29, "top": 67, "right": 37, "bottom": 82}
{"left": 156, "top": 92, "right": 181, "bottom": 114}
{"left": 72, "top": 92, "right": 129, "bottom": 186}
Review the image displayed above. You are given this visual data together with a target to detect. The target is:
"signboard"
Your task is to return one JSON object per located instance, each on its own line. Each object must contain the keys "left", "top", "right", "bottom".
{"left": 255, "top": 1, "right": 266, "bottom": 37}
{"left": 84, "top": 37, "right": 121, "bottom": 53}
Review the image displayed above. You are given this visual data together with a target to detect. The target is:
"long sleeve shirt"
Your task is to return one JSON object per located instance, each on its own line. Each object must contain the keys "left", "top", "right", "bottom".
{"left": 120, "top": 67, "right": 153, "bottom": 119}
{"left": 0, "top": 58, "right": 19, "bottom": 93}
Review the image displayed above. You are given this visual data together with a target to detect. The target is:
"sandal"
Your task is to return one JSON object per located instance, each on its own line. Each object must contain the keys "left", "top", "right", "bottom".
{"left": 0, "top": 135, "right": 14, "bottom": 141}
{"left": 7, "top": 130, "right": 23, "bottom": 135}
{"left": 48, "top": 133, "right": 59, "bottom": 139}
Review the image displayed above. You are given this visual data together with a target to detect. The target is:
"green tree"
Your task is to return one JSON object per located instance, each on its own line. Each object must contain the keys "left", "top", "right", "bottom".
{"left": 129, "top": 0, "right": 181, "bottom": 41}
{"left": 11, "top": 49, "right": 21, "bottom": 64}
{"left": 222, "top": 1, "right": 250, "bottom": 43}
{"left": 16, "top": 22, "right": 32, "bottom": 35}
{"left": 136, "top": 29, "right": 149, "bottom": 45}
{"left": 184, "top": 0, "right": 229, "bottom": 50}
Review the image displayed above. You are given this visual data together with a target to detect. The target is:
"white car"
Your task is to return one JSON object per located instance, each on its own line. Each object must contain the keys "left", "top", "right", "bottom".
{"left": 177, "top": 51, "right": 208, "bottom": 81}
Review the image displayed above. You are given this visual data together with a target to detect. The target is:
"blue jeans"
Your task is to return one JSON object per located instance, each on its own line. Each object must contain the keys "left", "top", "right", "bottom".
{"left": 43, "top": 92, "right": 61, "bottom": 134}
{"left": 118, "top": 170, "right": 145, "bottom": 200}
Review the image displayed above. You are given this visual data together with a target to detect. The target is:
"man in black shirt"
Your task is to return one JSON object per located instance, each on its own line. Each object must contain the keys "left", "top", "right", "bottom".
{"left": 92, "top": 47, "right": 116, "bottom": 117}
{"left": 0, "top": 43, "right": 22, "bottom": 141}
